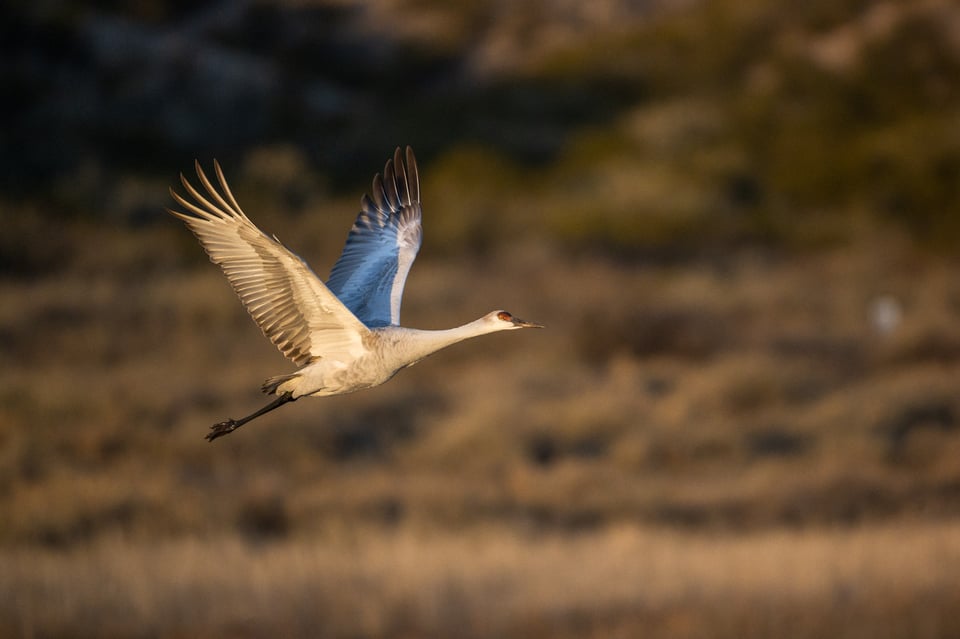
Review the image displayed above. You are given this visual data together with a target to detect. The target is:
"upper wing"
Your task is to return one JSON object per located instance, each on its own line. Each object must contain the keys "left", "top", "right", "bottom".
{"left": 326, "top": 147, "right": 422, "bottom": 328}
{"left": 167, "top": 160, "right": 369, "bottom": 367}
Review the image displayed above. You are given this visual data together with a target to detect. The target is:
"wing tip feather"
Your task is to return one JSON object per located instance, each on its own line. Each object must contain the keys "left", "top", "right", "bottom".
{"left": 405, "top": 146, "right": 419, "bottom": 204}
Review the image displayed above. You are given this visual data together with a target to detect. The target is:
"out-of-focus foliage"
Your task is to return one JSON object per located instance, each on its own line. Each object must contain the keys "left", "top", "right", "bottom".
{"left": 525, "top": 0, "right": 960, "bottom": 248}
{"left": 3, "top": 0, "right": 960, "bottom": 276}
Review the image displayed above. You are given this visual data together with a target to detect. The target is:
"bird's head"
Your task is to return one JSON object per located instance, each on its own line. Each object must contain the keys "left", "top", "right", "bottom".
{"left": 486, "top": 310, "right": 544, "bottom": 330}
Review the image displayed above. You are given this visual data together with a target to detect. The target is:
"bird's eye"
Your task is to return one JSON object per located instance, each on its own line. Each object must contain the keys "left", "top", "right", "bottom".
{"left": 497, "top": 311, "right": 512, "bottom": 322}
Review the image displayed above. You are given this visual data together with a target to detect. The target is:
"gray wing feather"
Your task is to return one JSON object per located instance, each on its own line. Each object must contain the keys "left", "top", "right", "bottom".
{"left": 326, "top": 147, "right": 423, "bottom": 328}
{"left": 168, "top": 160, "right": 369, "bottom": 366}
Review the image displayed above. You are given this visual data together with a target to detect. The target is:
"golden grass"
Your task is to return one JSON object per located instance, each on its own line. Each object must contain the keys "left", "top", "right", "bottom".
{"left": 4, "top": 187, "right": 960, "bottom": 636}
{"left": 1, "top": 520, "right": 958, "bottom": 638}
{"left": 4, "top": 236, "right": 960, "bottom": 537}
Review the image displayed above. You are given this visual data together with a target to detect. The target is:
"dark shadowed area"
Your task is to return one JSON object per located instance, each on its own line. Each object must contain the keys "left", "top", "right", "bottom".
{"left": 3, "top": 0, "right": 960, "bottom": 637}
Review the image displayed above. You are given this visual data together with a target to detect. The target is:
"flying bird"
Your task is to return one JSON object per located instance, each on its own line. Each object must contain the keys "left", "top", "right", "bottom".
{"left": 168, "top": 147, "right": 542, "bottom": 441}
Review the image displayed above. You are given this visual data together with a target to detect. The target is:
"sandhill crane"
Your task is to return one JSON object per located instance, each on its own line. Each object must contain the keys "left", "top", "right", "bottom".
{"left": 168, "top": 147, "right": 542, "bottom": 441}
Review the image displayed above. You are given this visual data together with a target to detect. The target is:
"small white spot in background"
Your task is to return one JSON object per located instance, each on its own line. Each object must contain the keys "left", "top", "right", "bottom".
{"left": 869, "top": 295, "right": 902, "bottom": 336}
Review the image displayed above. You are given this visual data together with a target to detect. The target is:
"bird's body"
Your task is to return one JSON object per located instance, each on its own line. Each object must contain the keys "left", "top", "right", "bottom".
{"left": 167, "top": 147, "right": 540, "bottom": 440}
{"left": 263, "top": 320, "right": 516, "bottom": 399}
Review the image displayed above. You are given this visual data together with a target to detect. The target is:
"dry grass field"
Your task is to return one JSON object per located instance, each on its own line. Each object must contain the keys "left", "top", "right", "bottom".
{"left": 2, "top": 219, "right": 960, "bottom": 637}
{"left": 2, "top": 522, "right": 960, "bottom": 639}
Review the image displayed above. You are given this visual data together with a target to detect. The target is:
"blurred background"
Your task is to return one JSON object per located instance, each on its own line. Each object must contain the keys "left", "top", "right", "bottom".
{"left": 3, "top": 0, "right": 960, "bottom": 637}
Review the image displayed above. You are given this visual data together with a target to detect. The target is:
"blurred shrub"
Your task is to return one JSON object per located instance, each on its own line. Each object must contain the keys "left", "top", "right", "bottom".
{"left": 7, "top": 0, "right": 960, "bottom": 273}
{"left": 422, "top": 146, "right": 525, "bottom": 257}
{"left": 530, "top": 0, "right": 960, "bottom": 250}
{"left": 576, "top": 307, "right": 728, "bottom": 365}
{"left": 0, "top": 204, "right": 73, "bottom": 276}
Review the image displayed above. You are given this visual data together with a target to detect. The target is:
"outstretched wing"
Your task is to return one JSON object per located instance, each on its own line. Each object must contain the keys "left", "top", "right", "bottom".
{"left": 326, "top": 147, "right": 422, "bottom": 328}
{"left": 168, "top": 160, "right": 369, "bottom": 366}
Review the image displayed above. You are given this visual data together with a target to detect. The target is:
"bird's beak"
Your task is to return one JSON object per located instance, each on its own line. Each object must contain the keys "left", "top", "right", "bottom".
{"left": 513, "top": 317, "right": 544, "bottom": 329}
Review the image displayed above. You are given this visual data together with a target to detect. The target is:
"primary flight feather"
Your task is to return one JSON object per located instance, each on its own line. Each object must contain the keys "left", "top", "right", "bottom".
{"left": 168, "top": 146, "right": 542, "bottom": 441}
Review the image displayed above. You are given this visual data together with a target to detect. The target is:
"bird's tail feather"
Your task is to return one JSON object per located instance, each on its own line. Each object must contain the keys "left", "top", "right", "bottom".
{"left": 261, "top": 373, "right": 299, "bottom": 395}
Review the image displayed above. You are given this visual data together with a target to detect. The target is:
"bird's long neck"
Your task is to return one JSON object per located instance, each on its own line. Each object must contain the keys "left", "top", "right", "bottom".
{"left": 386, "top": 318, "right": 500, "bottom": 366}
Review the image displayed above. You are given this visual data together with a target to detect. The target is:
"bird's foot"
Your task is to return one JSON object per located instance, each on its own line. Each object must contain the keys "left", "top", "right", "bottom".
{"left": 206, "top": 418, "right": 239, "bottom": 442}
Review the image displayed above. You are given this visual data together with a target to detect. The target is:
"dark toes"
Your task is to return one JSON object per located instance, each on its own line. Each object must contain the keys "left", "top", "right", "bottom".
{"left": 205, "top": 419, "right": 237, "bottom": 442}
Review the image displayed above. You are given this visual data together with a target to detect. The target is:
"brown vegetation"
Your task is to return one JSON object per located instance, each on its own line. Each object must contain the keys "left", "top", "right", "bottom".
{"left": 2, "top": 522, "right": 960, "bottom": 639}
{"left": 3, "top": 226, "right": 960, "bottom": 637}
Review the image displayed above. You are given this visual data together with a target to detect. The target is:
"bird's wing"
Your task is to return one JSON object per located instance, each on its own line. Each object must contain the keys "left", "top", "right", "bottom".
{"left": 326, "top": 146, "right": 422, "bottom": 328}
{"left": 168, "top": 160, "right": 369, "bottom": 366}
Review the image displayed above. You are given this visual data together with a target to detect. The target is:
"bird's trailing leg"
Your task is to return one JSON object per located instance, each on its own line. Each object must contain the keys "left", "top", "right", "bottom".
{"left": 206, "top": 392, "right": 296, "bottom": 442}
